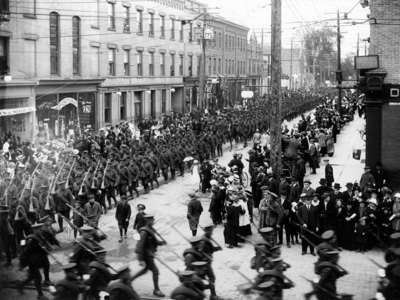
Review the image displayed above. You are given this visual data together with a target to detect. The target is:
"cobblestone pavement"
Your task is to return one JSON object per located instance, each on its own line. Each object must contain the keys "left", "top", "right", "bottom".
{"left": 0, "top": 114, "right": 382, "bottom": 300}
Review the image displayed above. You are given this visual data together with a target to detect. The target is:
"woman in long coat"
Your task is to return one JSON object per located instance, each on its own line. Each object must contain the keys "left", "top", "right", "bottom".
{"left": 224, "top": 195, "right": 243, "bottom": 248}
{"left": 342, "top": 202, "right": 357, "bottom": 250}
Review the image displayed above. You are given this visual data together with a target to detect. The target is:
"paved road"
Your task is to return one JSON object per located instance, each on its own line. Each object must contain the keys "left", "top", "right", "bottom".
{"left": 1, "top": 114, "right": 382, "bottom": 300}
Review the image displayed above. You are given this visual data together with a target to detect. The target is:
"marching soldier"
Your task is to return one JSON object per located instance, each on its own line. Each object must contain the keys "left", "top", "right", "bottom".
{"left": 0, "top": 204, "right": 14, "bottom": 267}
{"left": 131, "top": 214, "right": 166, "bottom": 297}
{"left": 83, "top": 194, "right": 102, "bottom": 228}
{"left": 107, "top": 266, "right": 141, "bottom": 300}
{"left": 18, "top": 222, "right": 49, "bottom": 300}
{"left": 171, "top": 270, "right": 207, "bottom": 300}
{"left": 53, "top": 181, "right": 74, "bottom": 233}
{"left": 198, "top": 224, "right": 222, "bottom": 300}
{"left": 51, "top": 262, "right": 87, "bottom": 300}
{"left": 133, "top": 203, "right": 147, "bottom": 232}
{"left": 85, "top": 261, "right": 116, "bottom": 300}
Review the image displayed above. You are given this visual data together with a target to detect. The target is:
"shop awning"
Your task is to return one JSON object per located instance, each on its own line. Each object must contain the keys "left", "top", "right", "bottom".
{"left": 0, "top": 106, "right": 36, "bottom": 117}
{"left": 51, "top": 97, "right": 78, "bottom": 111}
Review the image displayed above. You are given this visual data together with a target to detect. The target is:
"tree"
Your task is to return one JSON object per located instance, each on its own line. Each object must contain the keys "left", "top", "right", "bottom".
{"left": 302, "top": 27, "right": 337, "bottom": 86}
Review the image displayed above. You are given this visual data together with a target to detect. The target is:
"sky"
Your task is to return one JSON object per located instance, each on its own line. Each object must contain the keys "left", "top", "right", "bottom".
{"left": 204, "top": 0, "right": 370, "bottom": 57}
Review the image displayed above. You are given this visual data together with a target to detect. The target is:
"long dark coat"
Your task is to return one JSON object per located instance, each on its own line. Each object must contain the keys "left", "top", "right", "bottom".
{"left": 187, "top": 198, "right": 203, "bottom": 231}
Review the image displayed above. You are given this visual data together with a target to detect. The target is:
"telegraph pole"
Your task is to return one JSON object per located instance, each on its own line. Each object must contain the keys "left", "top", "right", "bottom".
{"left": 198, "top": 10, "right": 207, "bottom": 110}
{"left": 270, "top": 0, "right": 282, "bottom": 180}
{"left": 356, "top": 32, "right": 360, "bottom": 99}
{"left": 289, "top": 39, "right": 293, "bottom": 90}
{"left": 336, "top": 10, "right": 342, "bottom": 114}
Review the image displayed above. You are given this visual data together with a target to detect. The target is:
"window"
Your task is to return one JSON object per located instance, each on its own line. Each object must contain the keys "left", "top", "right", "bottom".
{"left": 225, "top": 59, "right": 227, "bottom": 73}
{"left": 1, "top": 0, "right": 9, "bottom": 13}
{"left": 218, "top": 58, "right": 221, "bottom": 73}
{"left": 189, "top": 23, "right": 193, "bottom": 42}
{"left": 218, "top": 33, "right": 221, "bottom": 48}
{"left": 160, "top": 15, "right": 165, "bottom": 38}
{"left": 0, "top": 37, "right": 9, "bottom": 75}
{"left": 213, "top": 57, "right": 216, "bottom": 74}
{"left": 91, "top": 46, "right": 100, "bottom": 76}
{"left": 120, "top": 92, "right": 127, "bottom": 120}
{"left": 179, "top": 54, "right": 183, "bottom": 76}
{"left": 49, "top": 12, "right": 60, "bottom": 75}
{"left": 149, "top": 12, "right": 154, "bottom": 37}
{"left": 197, "top": 56, "right": 201, "bottom": 76}
{"left": 134, "top": 92, "right": 143, "bottom": 120}
{"left": 137, "top": 9, "right": 143, "bottom": 34}
{"left": 188, "top": 55, "right": 193, "bottom": 76}
{"left": 149, "top": 52, "right": 154, "bottom": 76}
{"left": 213, "top": 30, "right": 216, "bottom": 47}
{"left": 137, "top": 51, "right": 143, "bottom": 76}
{"left": 123, "top": 6, "right": 130, "bottom": 32}
{"left": 160, "top": 53, "right": 165, "bottom": 75}
{"left": 107, "top": 2, "right": 115, "bottom": 30}
{"left": 225, "top": 34, "right": 228, "bottom": 49}
{"left": 104, "top": 93, "right": 112, "bottom": 123}
{"left": 22, "top": 0, "right": 35, "bottom": 17}
{"left": 150, "top": 90, "right": 156, "bottom": 118}
{"left": 123, "top": 49, "right": 130, "bottom": 76}
{"left": 208, "top": 57, "right": 211, "bottom": 75}
{"left": 108, "top": 48, "right": 116, "bottom": 75}
{"left": 72, "top": 16, "right": 81, "bottom": 75}
{"left": 179, "top": 21, "right": 184, "bottom": 41}
{"left": 170, "top": 53, "right": 175, "bottom": 76}
{"left": 170, "top": 18, "right": 175, "bottom": 40}
{"left": 161, "top": 89, "right": 167, "bottom": 114}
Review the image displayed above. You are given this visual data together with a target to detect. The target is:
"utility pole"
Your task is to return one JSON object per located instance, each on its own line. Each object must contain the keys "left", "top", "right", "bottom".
{"left": 198, "top": 10, "right": 207, "bottom": 110}
{"left": 270, "top": 0, "right": 282, "bottom": 180}
{"left": 356, "top": 32, "right": 360, "bottom": 100}
{"left": 289, "top": 39, "right": 293, "bottom": 90}
{"left": 336, "top": 10, "right": 342, "bottom": 115}
{"left": 261, "top": 28, "right": 264, "bottom": 96}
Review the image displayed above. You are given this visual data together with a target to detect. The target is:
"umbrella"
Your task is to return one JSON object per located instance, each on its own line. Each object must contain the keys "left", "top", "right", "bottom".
{"left": 183, "top": 156, "right": 194, "bottom": 162}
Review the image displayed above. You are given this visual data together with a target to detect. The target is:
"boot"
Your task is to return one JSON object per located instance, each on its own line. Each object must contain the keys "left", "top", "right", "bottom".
{"left": 153, "top": 289, "right": 165, "bottom": 297}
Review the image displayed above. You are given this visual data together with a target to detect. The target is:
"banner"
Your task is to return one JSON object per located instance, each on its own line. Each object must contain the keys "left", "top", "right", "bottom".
{"left": 51, "top": 97, "right": 78, "bottom": 111}
{"left": 0, "top": 106, "right": 35, "bottom": 117}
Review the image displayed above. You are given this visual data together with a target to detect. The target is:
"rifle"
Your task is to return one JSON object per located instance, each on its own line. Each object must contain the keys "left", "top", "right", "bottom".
{"left": 78, "top": 170, "right": 90, "bottom": 196}
{"left": 65, "top": 158, "right": 76, "bottom": 189}
{"left": 90, "top": 160, "right": 101, "bottom": 189}
{"left": 51, "top": 161, "right": 67, "bottom": 194}
{"left": 100, "top": 159, "right": 110, "bottom": 190}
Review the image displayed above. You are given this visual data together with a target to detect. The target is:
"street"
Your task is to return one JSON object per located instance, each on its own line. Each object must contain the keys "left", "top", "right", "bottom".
{"left": 0, "top": 113, "right": 383, "bottom": 300}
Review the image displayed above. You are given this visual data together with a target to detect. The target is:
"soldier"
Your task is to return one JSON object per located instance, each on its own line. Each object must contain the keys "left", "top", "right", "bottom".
{"left": 53, "top": 181, "right": 74, "bottom": 233}
{"left": 83, "top": 194, "right": 102, "bottom": 228}
{"left": 183, "top": 236, "right": 206, "bottom": 270}
{"left": 128, "top": 159, "right": 140, "bottom": 198}
{"left": 51, "top": 262, "right": 87, "bottom": 300}
{"left": 118, "top": 159, "right": 130, "bottom": 196}
{"left": 18, "top": 222, "right": 49, "bottom": 300}
{"left": 316, "top": 230, "right": 338, "bottom": 257}
{"left": 253, "top": 269, "right": 294, "bottom": 300}
{"left": 130, "top": 214, "right": 166, "bottom": 297}
{"left": 107, "top": 266, "right": 141, "bottom": 300}
{"left": 115, "top": 194, "right": 131, "bottom": 242}
{"left": 171, "top": 270, "right": 207, "bottom": 300}
{"left": 0, "top": 204, "right": 14, "bottom": 267}
{"left": 187, "top": 193, "right": 203, "bottom": 237}
{"left": 85, "top": 261, "right": 116, "bottom": 300}
{"left": 133, "top": 203, "right": 147, "bottom": 232}
{"left": 198, "top": 224, "right": 222, "bottom": 300}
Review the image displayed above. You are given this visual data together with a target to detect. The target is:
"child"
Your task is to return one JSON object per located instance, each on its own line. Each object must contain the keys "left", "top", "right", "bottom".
{"left": 355, "top": 217, "right": 368, "bottom": 252}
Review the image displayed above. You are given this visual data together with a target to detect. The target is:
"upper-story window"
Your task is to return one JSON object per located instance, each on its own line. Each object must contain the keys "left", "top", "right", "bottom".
{"left": 189, "top": 23, "right": 193, "bottom": 42}
{"left": 160, "top": 15, "right": 165, "bottom": 38}
{"left": 188, "top": 55, "right": 193, "bottom": 76}
{"left": 160, "top": 53, "right": 166, "bottom": 75}
{"left": 179, "top": 54, "right": 183, "bottom": 75}
{"left": 149, "top": 12, "right": 154, "bottom": 37}
{"left": 107, "top": 2, "right": 115, "bottom": 30}
{"left": 0, "top": 0, "right": 9, "bottom": 13}
{"left": 108, "top": 48, "right": 116, "bottom": 76}
{"left": 0, "top": 37, "right": 9, "bottom": 75}
{"left": 123, "top": 6, "right": 130, "bottom": 33}
{"left": 170, "top": 18, "right": 175, "bottom": 40}
{"left": 170, "top": 53, "right": 175, "bottom": 76}
{"left": 49, "top": 12, "right": 60, "bottom": 75}
{"left": 149, "top": 52, "right": 154, "bottom": 76}
{"left": 137, "top": 51, "right": 143, "bottom": 76}
{"left": 123, "top": 49, "right": 130, "bottom": 76}
{"left": 137, "top": 9, "right": 143, "bottom": 34}
{"left": 72, "top": 16, "right": 81, "bottom": 75}
{"left": 179, "top": 21, "right": 184, "bottom": 41}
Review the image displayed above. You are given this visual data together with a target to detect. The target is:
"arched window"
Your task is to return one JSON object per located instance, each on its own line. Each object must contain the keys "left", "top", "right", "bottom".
{"left": 72, "top": 16, "right": 81, "bottom": 75}
{"left": 49, "top": 12, "right": 60, "bottom": 75}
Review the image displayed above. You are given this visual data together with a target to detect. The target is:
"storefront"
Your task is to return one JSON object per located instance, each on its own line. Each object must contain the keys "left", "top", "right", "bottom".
{"left": 36, "top": 79, "right": 103, "bottom": 140}
{"left": 183, "top": 77, "right": 199, "bottom": 113}
{"left": 0, "top": 80, "right": 37, "bottom": 141}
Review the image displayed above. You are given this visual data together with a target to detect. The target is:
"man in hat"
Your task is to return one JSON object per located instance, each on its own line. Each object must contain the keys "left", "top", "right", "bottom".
{"left": 53, "top": 181, "right": 74, "bottom": 233}
{"left": 198, "top": 224, "right": 222, "bottom": 300}
{"left": 316, "top": 178, "right": 332, "bottom": 199}
{"left": 302, "top": 180, "right": 315, "bottom": 198}
{"left": 297, "top": 195, "right": 319, "bottom": 255}
{"left": 83, "top": 194, "right": 102, "bottom": 228}
{"left": 115, "top": 195, "right": 131, "bottom": 242}
{"left": 319, "top": 192, "right": 336, "bottom": 233}
{"left": 52, "top": 263, "right": 87, "bottom": 300}
{"left": 133, "top": 203, "right": 147, "bottom": 232}
{"left": 341, "top": 183, "right": 354, "bottom": 205}
{"left": 170, "top": 269, "right": 207, "bottom": 300}
{"left": 0, "top": 204, "right": 14, "bottom": 266}
{"left": 108, "top": 266, "right": 141, "bottom": 300}
{"left": 131, "top": 214, "right": 166, "bottom": 297}
{"left": 259, "top": 189, "right": 283, "bottom": 242}
{"left": 360, "top": 166, "right": 375, "bottom": 197}
{"left": 324, "top": 159, "right": 334, "bottom": 188}
{"left": 187, "top": 193, "right": 203, "bottom": 237}
{"left": 18, "top": 222, "right": 49, "bottom": 300}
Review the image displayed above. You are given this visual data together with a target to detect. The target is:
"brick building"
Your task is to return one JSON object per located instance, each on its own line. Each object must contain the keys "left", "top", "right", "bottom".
{"left": 364, "top": 0, "right": 400, "bottom": 188}
{"left": 0, "top": 0, "right": 263, "bottom": 141}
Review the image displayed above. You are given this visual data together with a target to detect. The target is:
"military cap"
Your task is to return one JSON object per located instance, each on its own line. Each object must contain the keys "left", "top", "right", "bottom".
{"left": 189, "top": 236, "right": 203, "bottom": 244}
{"left": 188, "top": 193, "right": 197, "bottom": 198}
{"left": 62, "top": 262, "right": 77, "bottom": 270}
{"left": 191, "top": 261, "right": 208, "bottom": 268}
{"left": 324, "top": 250, "right": 340, "bottom": 255}
{"left": 304, "top": 179, "right": 311, "bottom": 184}
{"left": 32, "top": 222, "right": 44, "bottom": 229}
{"left": 81, "top": 225, "right": 95, "bottom": 232}
{"left": 179, "top": 270, "right": 196, "bottom": 278}
{"left": 137, "top": 204, "right": 146, "bottom": 210}
{"left": 321, "top": 230, "right": 335, "bottom": 241}
{"left": 259, "top": 227, "right": 274, "bottom": 234}
{"left": 256, "top": 281, "right": 275, "bottom": 290}
{"left": 144, "top": 214, "right": 155, "bottom": 220}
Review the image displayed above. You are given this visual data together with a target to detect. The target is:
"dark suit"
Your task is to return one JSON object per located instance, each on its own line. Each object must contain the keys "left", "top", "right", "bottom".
{"left": 297, "top": 204, "right": 319, "bottom": 254}
{"left": 278, "top": 197, "right": 292, "bottom": 245}
{"left": 319, "top": 200, "right": 336, "bottom": 232}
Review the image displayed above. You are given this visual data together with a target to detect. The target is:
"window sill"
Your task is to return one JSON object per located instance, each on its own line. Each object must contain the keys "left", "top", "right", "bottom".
{"left": 108, "top": 28, "right": 116, "bottom": 32}
{"left": 91, "top": 25, "right": 100, "bottom": 30}
{"left": 23, "top": 13, "right": 36, "bottom": 19}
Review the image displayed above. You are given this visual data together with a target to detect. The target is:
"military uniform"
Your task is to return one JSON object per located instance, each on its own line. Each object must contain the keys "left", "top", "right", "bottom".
{"left": 52, "top": 263, "right": 86, "bottom": 300}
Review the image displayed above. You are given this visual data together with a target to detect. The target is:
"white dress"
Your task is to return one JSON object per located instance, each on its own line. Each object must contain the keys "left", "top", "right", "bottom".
{"left": 189, "top": 163, "right": 201, "bottom": 189}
